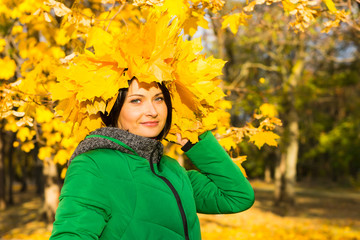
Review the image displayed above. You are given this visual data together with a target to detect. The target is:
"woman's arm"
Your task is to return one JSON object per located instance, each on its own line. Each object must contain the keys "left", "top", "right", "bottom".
{"left": 50, "top": 154, "right": 111, "bottom": 239}
{"left": 184, "top": 131, "right": 255, "bottom": 214}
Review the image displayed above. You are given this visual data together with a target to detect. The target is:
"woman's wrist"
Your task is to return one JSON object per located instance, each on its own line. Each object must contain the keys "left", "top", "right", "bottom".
{"left": 181, "top": 141, "right": 195, "bottom": 152}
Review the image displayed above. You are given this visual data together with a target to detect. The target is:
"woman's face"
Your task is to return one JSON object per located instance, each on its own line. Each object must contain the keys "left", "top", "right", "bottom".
{"left": 117, "top": 80, "right": 168, "bottom": 138}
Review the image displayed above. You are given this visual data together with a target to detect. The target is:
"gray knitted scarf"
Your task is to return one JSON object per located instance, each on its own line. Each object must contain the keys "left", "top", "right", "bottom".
{"left": 69, "top": 127, "right": 164, "bottom": 165}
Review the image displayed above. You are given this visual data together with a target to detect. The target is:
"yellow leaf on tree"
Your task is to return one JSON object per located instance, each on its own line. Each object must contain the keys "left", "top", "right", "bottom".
{"left": 0, "top": 57, "right": 16, "bottom": 80}
{"left": 249, "top": 131, "right": 280, "bottom": 149}
{"left": 45, "top": 0, "right": 72, "bottom": 17}
{"left": 39, "top": 147, "right": 53, "bottom": 160}
{"left": 5, "top": 119, "right": 19, "bottom": 132}
{"left": 232, "top": 156, "right": 248, "bottom": 178}
{"left": 183, "top": 11, "right": 209, "bottom": 36}
{"left": 86, "top": 27, "right": 113, "bottom": 57}
{"left": 260, "top": 103, "right": 278, "bottom": 118}
{"left": 243, "top": 1, "right": 257, "bottom": 12}
{"left": 36, "top": 106, "right": 54, "bottom": 123}
{"left": 11, "top": 25, "right": 23, "bottom": 35}
{"left": 282, "top": 0, "right": 297, "bottom": 13}
{"left": 54, "top": 28, "right": 70, "bottom": 45}
{"left": 17, "top": 127, "right": 35, "bottom": 142}
{"left": 201, "top": 111, "right": 219, "bottom": 130}
{"left": 54, "top": 149, "right": 70, "bottom": 165}
{"left": 219, "top": 136, "right": 237, "bottom": 151}
{"left": 161, "top": 0, "right": 188, "bottom": 19}
{"left": 221, "top": 12, "right": 252, "bottom": 34}
{"left": 21, "top": 141, "right": 35, "bottom": 153}
{"left": 60, "top": 168, "right": 67, "bottom": 179}
{"left": 47, "top": 132, "right": 62, "bottom": 146}
{"left": 323, "top": 0, "right": 337, "bottom": 13}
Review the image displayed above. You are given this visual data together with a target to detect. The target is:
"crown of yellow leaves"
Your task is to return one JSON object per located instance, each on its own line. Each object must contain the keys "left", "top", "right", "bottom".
{"left": 51, "top": 9, "right": 227, "bottom": 143}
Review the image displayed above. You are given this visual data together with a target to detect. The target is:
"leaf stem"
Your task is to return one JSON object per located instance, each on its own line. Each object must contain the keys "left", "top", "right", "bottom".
{"left": 105, "top": 2, "right": 126, "bottom": 32}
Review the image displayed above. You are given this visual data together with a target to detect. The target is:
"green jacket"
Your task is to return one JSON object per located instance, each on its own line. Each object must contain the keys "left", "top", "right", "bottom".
{"left": 50, "top": 129, "right": 254, "bottom": 239}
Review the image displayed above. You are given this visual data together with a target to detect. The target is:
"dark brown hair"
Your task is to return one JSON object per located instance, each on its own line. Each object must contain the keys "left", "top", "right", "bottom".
{"left": 100, "top": 79, "right": 172, "bottom": 140}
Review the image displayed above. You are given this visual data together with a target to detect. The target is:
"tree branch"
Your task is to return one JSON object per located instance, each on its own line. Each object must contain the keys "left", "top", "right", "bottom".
{"left": 105, "top": 2, "right": 126, "bottom": 31}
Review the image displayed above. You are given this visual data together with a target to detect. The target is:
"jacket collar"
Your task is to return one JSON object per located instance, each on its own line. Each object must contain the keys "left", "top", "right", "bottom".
{"left": 69, "top": 127, "right": 164, "bottom": 165}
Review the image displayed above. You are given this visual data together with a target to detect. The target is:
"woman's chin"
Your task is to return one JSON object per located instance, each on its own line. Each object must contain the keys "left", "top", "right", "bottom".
{"left": 131, "top": 129, "right": 162, "bottom": 139}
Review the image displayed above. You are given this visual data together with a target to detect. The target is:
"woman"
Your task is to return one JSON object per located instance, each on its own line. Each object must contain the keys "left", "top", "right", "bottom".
{"left": 50, "top": 78, "right": 255, "bottom": 239}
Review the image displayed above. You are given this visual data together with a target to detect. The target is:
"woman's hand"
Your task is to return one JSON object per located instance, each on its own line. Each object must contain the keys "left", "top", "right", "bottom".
{"left": 176, "top": 133, "right": 189, "bottom": 147}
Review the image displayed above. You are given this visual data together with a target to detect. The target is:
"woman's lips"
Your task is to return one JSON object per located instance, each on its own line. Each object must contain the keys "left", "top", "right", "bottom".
{"left": 141, "top": 121, "right": 159, "bottom": 127}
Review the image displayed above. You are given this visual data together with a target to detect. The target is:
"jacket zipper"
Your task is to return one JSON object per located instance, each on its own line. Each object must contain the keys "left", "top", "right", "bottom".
{"left": 149, "top": 161, "right": 190, "bottom": 240}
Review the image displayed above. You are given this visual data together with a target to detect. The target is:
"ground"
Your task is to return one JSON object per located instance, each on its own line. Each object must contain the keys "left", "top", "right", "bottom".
{"left": 1, "top": 180, "right": 359, "bottom": 240}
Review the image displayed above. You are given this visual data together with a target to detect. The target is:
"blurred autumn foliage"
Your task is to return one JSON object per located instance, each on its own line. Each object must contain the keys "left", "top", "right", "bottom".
{"left": 1, "top": 0, "right": 360, "bottom": 239}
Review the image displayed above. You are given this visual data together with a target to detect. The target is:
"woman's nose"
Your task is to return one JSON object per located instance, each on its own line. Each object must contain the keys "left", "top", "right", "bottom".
{"left": 145, "top": 102, "right": 158, "bottom": 117}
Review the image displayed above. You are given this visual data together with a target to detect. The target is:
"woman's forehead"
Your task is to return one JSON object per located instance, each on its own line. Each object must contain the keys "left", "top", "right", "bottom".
{"left": 128, "top": 80, "right": 162, "bottom": 94}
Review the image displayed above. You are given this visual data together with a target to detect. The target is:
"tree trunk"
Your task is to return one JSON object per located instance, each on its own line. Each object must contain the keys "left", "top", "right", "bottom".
{"left": 264, "top": 164, "right": 272, "bottom": 183}
{"left": 42, "top": 157, "right": 60, "bottom": 223}
{"left": 33, "top": 144, "right": 44, "bottom": 196}
{"left": 0, "top": 122, "right": 6, "bottom": 210}
{"left": 7, "top": 133, "right": 16, "bottom": 205}
{"left": 284, "top": 108, "right": 299, "bottom": 205}
{"left": 274, "top": 109, "right": 299, "bottom": 208}
{"left": 274, "top": 151, "right": 286, "bottom": 205}
{"left": 20, "top": 153, "right": 28, "bottom": 192}
{"left": 274, "top": 55, "right": 304, "bottom": 209}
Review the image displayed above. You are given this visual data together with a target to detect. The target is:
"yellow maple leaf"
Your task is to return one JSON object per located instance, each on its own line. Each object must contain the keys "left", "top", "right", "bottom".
{"left": 54, "top": 28, "right": 71, "bottom": 46}
{"left": 21, "top": 141, "right": 35, "bottom": 153}
{"left": 221, "top": 12, "right": 252, "bottom": 34}
{"left": 54, "top": 149, "right": 70, "bottom": 165}
{"left": 219, "top": 136, "right": 237, "bottom": 151}
{"left": 60, "top": 168, "right": 67, "bottom": 179}
{"left": 221, "top": 14, "right": 239, "bottom": 34}
{"left": 249, "top": 131, "right": 280, "bottom": 149}
{"left": 183, "top": 11, "right": 209, "bottom": 36}
{"left": 202, "top": 111, "right": 219, "bottom": 128}
{"left": 232, "top": 156, "right": 248, "bottom": 178}
{"left": 243, "top": 1, "right": 257, "bottom": 12}
{"left": 183, "top": 16, "right": 199, "bottom": 36}
{"left": 11, "top": 25, "right": 23, "bottom": 35}
{"left": 0, "top": 57, "right": 16, "bottom": 80}
{"left": 16, "top": 116, "right": 34, "bottom": 127}
{"left": 4, "top": 118, "right": 19, "bottom": 132}
{"left": 17, "top": 127, "right": 36, "bottom": 142}
{"left": 282, "top": 0, "right": 297, "bottom": 13}
{"left": 39, "top": 146, "right": 53, "bottom": 160}
{"left": 322, "top": 0, "right": 337, "bottom": 13}
{"left": 161, "top": 0, "right": 188, "bottom": 19}
{"left": 86, "top": 27, "right": 114, "bottom": 57}
{"left": 36, "top": 106, "right": 54, "bottom": 123}
{"left": 260, "top": 103, "right": 278, "bottom": 118}
{"left": 47, "top": 132, "right": 63, "bottom": 146}
{"left": 45, "top": 0, "right": 72, "bottom": 17}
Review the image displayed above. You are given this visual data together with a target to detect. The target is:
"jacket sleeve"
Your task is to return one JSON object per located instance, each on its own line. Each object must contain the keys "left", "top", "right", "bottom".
{"left": 185, "top": 131, "right": 255, "bottom": 214}
{"left": 50, "top": 154, "right": 112, "bottom": 239}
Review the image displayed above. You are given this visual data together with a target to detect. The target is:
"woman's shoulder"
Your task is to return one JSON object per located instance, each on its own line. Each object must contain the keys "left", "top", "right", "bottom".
{"left": 73, "top": 148, "right": 126, "bottom": 160}
{"left": 161, "top": 154, "right": 179, "bottom": 164}
{"left": 70, "top": 148, "right": 132, "bottom": 171}
{"left": 160, "top": 155, "right": 186, "bottom": 173}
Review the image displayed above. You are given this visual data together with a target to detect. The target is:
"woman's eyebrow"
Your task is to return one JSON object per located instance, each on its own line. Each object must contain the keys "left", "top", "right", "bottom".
{"left": 127, "top": 92, "right": 163, "bottom": 97}
{"left": 127, "top": 94, "right": 144, "bottom": 97}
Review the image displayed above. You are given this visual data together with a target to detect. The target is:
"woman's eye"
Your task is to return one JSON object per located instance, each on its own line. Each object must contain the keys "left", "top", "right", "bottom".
{"left": 155, "top": 97, "right": 164, "bottom": 102}
{"left": 130, "top": 99, "right": 141, "bottom": 104}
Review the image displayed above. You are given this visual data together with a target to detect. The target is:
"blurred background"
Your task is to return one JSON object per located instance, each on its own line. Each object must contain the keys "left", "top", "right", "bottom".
{"left": 1, "top": 0, "right": 359, "bottom": 239}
